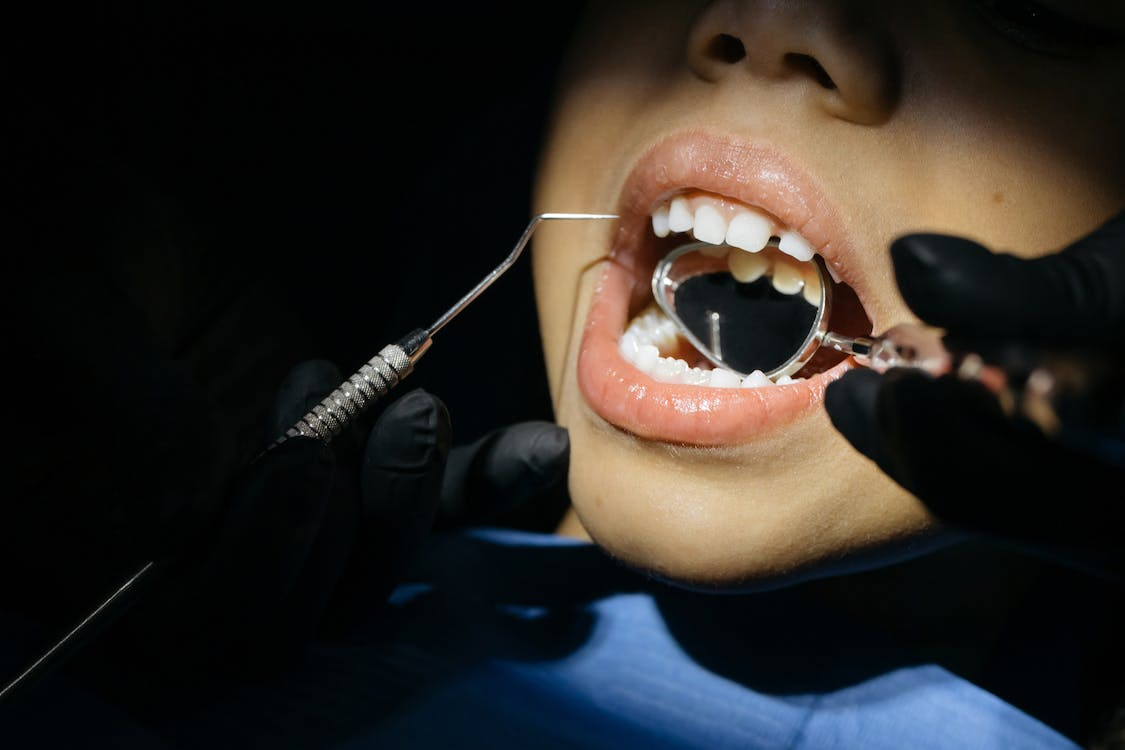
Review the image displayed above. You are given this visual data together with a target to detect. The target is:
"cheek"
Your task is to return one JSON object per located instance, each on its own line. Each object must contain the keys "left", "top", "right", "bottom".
{"left": 897, "top": 40, "right": 1125, "bottom": 252}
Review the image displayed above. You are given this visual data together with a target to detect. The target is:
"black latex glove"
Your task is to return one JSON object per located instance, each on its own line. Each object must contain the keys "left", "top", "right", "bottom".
{"left": 825, "top": 210, "right": 1125, "bottom": 580}
{"left": 115, "top": 360, "right": 570, "bottom": 679}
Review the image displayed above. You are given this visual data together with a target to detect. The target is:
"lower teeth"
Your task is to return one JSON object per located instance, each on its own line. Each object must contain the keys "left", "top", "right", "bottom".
{"left": 619, "top": 306, "right": 801, "bottom": 389}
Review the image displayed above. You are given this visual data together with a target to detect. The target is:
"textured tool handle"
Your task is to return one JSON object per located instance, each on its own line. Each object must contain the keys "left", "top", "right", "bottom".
{"left": 271, "top": 343, "right": 414, "bottom": 449}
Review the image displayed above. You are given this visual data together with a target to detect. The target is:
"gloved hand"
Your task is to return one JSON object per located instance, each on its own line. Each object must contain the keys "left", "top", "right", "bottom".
{"left": 825, "top": 210, "right": 1125, "bottom": 581}
{"left": 114, "top": 360, "right": 570, "bottom": 679}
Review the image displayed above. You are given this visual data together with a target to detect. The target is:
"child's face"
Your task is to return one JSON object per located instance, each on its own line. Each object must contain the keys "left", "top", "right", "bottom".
{"left": 531, "top": 0, "right": 1125, "bottom": 587}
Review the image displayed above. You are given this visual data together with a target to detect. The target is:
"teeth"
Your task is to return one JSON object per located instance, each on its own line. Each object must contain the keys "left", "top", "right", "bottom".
{"left": 653, "top": 196, "right": 819, "bottom": 267}
{"left": 635, "top": 195, "right": 843, "bottom": 388}
{"left": 668, "top": 196, "right": 693, "bottom": 233}
{"left": 802, "top": 265, "right": 822, "bottom": 305}
{"left": 708, "top": 368, "right": 742, "bottom": 388}
{"left": 624, "top": 307, "right": 680, "bottom": 351}
{"left": 634, "top": 344, "right": 660, "bottom": 372}
{"left": 650, "top": 196, "right": 830, "bottom": 309}
{"left": 693, "top": 204, "right": 727, "bottom": 245}
{"left": 778, "top": 230, "right": 815, "bottom": 262}
{"left": 740, "top": 370, "right": 773, "bottom": 388}
{"left": 651, "top": 205, "right": 670, "bottom": 238}
{"left": 726, "top": 210, "right": 772, "bottom": 253}
{"left": 728, "top": 249, "right": 771, "bottom": 283}
{"left": 826, "top": 262, "right": 842, "bottom": 284}
{"left": 619, "top": 306, "right": 809, "bottom": 388}
{"left": 771, "top": 256, "right": 805, "bottom": 295}
{"left": 653, "top": 356, "right": 689, "bottom": 382}
{"left": 619, "top": 330, "right": 641, "bottom": 359}
{"left": 681, "top": 367, "right": 712, "bottom": 386}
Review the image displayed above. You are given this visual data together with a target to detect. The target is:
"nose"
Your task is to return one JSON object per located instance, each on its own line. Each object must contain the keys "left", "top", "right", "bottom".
{"left": 687, "top": 0, "right": 900, "bottom": 125}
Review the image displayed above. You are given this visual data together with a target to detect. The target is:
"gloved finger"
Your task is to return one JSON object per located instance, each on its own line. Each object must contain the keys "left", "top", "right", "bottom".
{"left": 870, "top": 369, "right": 1027, "bottom": 504}
{"left": 437, "top": 421, "right": 570, "bottom": 528}
{"left": 269, "top": 359, "right": 344, "bottom": 435}
{"left": 338, "top": 390, "right": 451, "bottom": 614}
{"left": 824, "top": 368, "right": 899, "bottom": 480}
{"left": 862, "top": 370, "right": 1123, "bottom": 577}
{"left": 268, "top": 359, "right": 363, "bottom": 468}
{"left": 272, "top": 445, "right": 361, "bottom": 648}
{"left": 890, "top": 209, "right": 1125, "bottom": 344}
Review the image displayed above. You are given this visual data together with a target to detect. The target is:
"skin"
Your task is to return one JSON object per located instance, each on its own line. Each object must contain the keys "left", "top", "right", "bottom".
{"left": 531, "top": 0, "right": 1125, "bottom": 589}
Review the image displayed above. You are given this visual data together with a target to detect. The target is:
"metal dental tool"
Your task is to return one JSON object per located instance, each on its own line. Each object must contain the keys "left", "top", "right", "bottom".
{"left": 652, "top": 240, "right": 951, "bottom": 380}
{"left": 269, "top": 211, "right": 618, "bottom": 449}
{"left": 652, "top": 240, "right": 1125, "bottom": 459}
{"left": 0, "top": 211, "right": 617, "bottom": 704}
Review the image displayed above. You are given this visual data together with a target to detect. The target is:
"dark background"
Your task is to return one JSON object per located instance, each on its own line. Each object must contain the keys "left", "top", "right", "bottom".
{"left": 6, "top": 0, "right": 588, "bottom": 681}
{"left": 8, "top": 7, "right": 1125, "bottom": 746}
{"left": 12, "top": 2, "right": 588, "bottom": 450}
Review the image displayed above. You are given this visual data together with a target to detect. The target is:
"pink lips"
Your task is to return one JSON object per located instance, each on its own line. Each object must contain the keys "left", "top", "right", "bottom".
{"left": 576, "top": 131, "right": 860, "bottom": 446}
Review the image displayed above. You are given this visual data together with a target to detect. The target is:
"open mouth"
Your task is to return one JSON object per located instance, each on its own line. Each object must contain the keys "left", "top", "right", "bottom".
{"left": 576, "top": 132, "right": 874, "bottom": 445}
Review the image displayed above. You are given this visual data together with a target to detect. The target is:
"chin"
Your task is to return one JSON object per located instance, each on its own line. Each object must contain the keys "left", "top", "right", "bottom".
{"left": 537, "top": 129, "right": 945, "bottom": 588}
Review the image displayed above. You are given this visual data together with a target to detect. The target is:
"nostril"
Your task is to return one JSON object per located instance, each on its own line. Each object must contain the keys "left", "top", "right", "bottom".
{"left": 784, "top": 53, "right": 837, "bottom": 90}
{"left": 706, "top": 33, "right": 747, "bottom": 64}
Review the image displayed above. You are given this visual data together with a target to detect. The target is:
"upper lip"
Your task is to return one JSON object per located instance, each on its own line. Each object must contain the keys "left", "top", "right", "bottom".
{"left": 609, "top": 128, "right": 871, "bottom": 320}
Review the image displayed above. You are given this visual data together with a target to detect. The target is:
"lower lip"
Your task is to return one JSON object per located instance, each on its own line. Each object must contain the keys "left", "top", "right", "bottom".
{"left": 577, "top": 261, "right": 850, "bottom": 446}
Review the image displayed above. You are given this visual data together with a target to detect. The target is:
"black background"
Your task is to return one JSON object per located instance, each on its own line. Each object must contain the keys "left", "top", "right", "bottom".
{"left": 5, "top": 0, "right": 588, "bottom": 678}
{"left": 12, "top": 2, "right": 587, "bottom": 449}
{"left": 8, "top": 7, "right": 1125, "bottom": 746}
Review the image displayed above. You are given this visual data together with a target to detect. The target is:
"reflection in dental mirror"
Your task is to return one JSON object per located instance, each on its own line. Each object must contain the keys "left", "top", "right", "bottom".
{"left": 652, "top": 241, "right": 831, "bottom": 379}
{"left": 650, "top": 241, "right": 956, "bottom": 383}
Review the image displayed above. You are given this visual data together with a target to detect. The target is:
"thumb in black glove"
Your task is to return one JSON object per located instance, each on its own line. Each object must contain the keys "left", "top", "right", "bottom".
{"left": 825, "top": 210, "right": 1125, "bottom": 580}
{"left": 114, "top": 360, "right": 569, "bottom": 681}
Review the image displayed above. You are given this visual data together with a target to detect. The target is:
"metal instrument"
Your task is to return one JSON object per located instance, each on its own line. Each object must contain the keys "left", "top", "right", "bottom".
{"left": 0, "top": 211, "right": 616, "bottom": 704}
{"left": 268, "top": 211, "right": 616, "bottom": 449}
{"left": 652, "top": 240, "right": 1125, "bottom": 459}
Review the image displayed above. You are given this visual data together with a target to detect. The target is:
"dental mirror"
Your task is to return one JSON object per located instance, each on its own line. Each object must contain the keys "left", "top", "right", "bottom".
{"left": 651, "top": 240, "right": 874, "bottom": 380}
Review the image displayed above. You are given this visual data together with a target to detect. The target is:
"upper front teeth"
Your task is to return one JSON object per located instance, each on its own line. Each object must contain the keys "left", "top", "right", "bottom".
{"left": 653, "top": 194, "right": 816, "bottom": 262}
{"left": 726, "top": 211, "right": 771, "bottom": 253}
{"left": 691, "top": 204, "right": 727, "bottom": 244}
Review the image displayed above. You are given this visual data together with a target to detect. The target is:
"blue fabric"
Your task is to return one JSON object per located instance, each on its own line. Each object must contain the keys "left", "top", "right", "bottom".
{"left": 2, "top": 528, "right": 1079, "bottom": 749}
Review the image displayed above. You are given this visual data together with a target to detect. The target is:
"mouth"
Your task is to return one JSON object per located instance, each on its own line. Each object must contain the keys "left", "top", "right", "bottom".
{"left": 576, "top": 131, "right": 874, "bottom": 445}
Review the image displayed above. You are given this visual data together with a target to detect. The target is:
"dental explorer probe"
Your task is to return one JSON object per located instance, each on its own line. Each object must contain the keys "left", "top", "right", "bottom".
{"left": 268, "top": 212, "right": 617, "bottom": 450}
{"left": 0, "top": 211, "right": 617, "bottom": 705}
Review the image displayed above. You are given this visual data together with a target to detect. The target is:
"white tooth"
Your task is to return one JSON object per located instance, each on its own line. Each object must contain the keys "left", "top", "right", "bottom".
{"left": 653, "top": 318, "right": 680, "bottom": 351}
{"left": 775, "top": 374, "right": 797, "bottom": 385}
{"left": 668, "top": 196, "right": 693, "bottom": 233}
{"left": 692, "top": 204, "right": 727, "bottom": 245}
{"left": 778, "top": 230, "right": 815, "bottom": 262}
{"left": 634, "top": 344, "right": 660, "bottom": 373}
{"left": 708, "top": 368, "right": 742, "bottom": 388}
{"left": 653, "top": 356, "right": 689, "bottom": 383}
{"left": 771, "top": 257, "right": 805, "bottom": 295}
{"left": 619, "top": 330, "right": 641, "bottom": 361}
{"left": 802, "top": 265, "right": 823, "bottom": 306}
{"left": 626, "top": 318, "right": 654, "bottom": 346}
{"left": 826, "top": 262, "right": 842, "bottom": 284}
{"left": 726, "top": 210, "right": 772, "bottom": 253}
{"left": 651, "top": 205, "right": 670, "bottom": 238}
{"left": 728, "top": 249, "right": 771, "bottom": 283}
{"left": 681, "top": 367, "right": 712, "bottom": 386}
{"left": 740, "top": 369, "right": 774, "bottom": 388}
